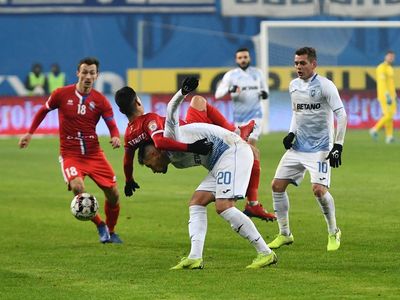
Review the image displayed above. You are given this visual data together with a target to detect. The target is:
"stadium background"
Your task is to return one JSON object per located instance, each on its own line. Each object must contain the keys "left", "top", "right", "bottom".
{"left": 1, "top": 0, "right": 400, "bottom": 135}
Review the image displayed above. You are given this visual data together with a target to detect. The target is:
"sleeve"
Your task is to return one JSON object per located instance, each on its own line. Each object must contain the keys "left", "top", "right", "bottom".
{"left": 164, "top": 90, "right": 185, "bottom": 140}
{"left": 215, "top": 71, "right": 231, "bottom": 99}
{"left": 123, "top": 146, "right": 135, "bottom": 182}
{"left": 376, "top": 64, "right": 389, "bottom": 94}
{"left": 28, "top": 105, "right": 50, "bottom": 134}
{"left": 258, "top": 68, "right": 268, "bottom": 93}
{"left": 334, "top": 107, "right": 347, "bottom": 146}
{"left": 323, "top": 79, "right": 347, "bottom": 145}
{"left": 102, "top": 96, "right": 119, "bottom": 138}
{"left": 143, "top": 113, "right": 190, "bottom": 152}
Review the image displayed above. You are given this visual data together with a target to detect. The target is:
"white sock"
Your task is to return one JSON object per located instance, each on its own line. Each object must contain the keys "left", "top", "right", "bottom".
{"left": 188, "top": 205, "right": 207, "bottom": 259}
{"left": 220, "top": 207, "right": 271, "bottom": 254}
{"left": 272, "top": 192, "right": 291, "bottom": 236}
{"left": 316, "top": 191, "right": 337, "bottom": 235}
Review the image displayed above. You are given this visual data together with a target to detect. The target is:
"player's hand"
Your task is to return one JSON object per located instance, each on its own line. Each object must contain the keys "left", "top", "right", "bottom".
{"left": 326, "top": 143, "right": 343, "bottom": 168}
{"left": 259, "top": 90, "right": 269, "bottom": 99}
{"left": 181, "top": 77, "right": 199, "bottom": 95}
{"left": 229, "top": 85, "right": 239, "bottom": 93}
{"left": 18, "top": 133, "right": 32, "bottom": 149}
{"left": 110, "top": 137, "right": 121, "bottom": 149}
{"left": 187, "top": 138, "right": 213, "bottom": 155}
{"left": 283, "top": 132, "right": 295, "bottom": 150}
{"left": 386, "top": 93, "right": 392, "bottom": 105}
{"left": 124, "top": 179, "right": 140, "bottom": 197}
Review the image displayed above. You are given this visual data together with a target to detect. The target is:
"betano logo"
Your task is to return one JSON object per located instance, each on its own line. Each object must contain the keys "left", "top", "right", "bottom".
{"left": 127, "top": 67, "right": 400, "bottom": 93}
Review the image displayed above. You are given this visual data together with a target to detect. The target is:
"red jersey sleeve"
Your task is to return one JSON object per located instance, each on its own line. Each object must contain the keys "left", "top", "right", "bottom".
{"left": 101, "top": 95, "right": 119, "bottom": 138}
{"left": 28, "top": 90, "right": 62, "bottom": 134}
{"left": 142, "top": 113, "right": 189, "bottom": 152}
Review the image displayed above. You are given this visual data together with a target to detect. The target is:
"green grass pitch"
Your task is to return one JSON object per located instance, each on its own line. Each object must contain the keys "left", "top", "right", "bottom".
{"left": 0, "top": 130, "right": 399, "bottom": 299}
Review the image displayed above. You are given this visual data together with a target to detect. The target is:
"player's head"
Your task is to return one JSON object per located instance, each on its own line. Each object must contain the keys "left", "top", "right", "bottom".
{"left": 294, "top": 47, "right": 317, "bottom": 80}
{"left": 115, "top": 86, "right": 144, "bottom": 118}
{"left": 235, "top": 47, "right": 251, "bottom": 70}
{"left": 384, "top": 50, "right": 395, "bottom": 65}
{"left": 138, "top": 141, "right": 170, "bottom": 174}
{"left": 76, "top": 57, "right": 99, "bottom": 91}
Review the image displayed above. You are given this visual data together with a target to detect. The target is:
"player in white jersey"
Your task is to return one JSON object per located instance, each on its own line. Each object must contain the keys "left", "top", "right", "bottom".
{"left": 268, "top": 47, "right": 347, "bottom": 252}
{"left": 215, "top": 47, "right": 268, "bottom": 145}
{"left": 138, "top": 82, "right": 277, "bottom": 269}
{"left": 215, "top": 47, "right": 271, "bottom": 220}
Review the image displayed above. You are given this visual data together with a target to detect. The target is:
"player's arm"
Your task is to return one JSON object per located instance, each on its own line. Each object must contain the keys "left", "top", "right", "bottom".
{"left": 152, "top": 132, "right": 211, "bottom": 155}
{"left": 258, "top": 69, "right": 269, "bottom": 100}
{"left": 102, "top": 96, "right": 121, "bottom": 149}
{"left": 325, "top": 81, "right": 348, "bottom": 168}
{"left": 123, "top": 146, "right": 140, "bottom": 197}
{"left": 18, "top": 91, "right": 58, "bottom": 149}
{"left": 215, "top": 72, "right": 236, "bottom": 99}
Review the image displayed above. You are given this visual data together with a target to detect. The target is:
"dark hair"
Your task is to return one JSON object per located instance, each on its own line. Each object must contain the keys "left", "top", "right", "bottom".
{"left": 236, "top": 47, "right": 250, "bottom": 54}
{"left": 295, "top": 47, "right": 317, "bottom": 61}
{"left": 115, "top": 86, "right": 137, "bottom": 116}
{"left": 77, "top": 57, "right": 99, "bottom": 71}
{"left": 137, "top": 141, "right": 155, "bottom": 165}
{"left": 386, "top": 49, "right": 395, "bottom": 55}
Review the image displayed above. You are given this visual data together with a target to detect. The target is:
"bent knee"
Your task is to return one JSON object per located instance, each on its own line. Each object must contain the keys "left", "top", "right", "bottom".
{"left": 312, "top": 184, "right": 327, "bottom": 197}
{"left": 271, "top": 179, "right": 288, "bottom": 193}
{"left": 190, "top": 95, "right": 207, "bottom": 111}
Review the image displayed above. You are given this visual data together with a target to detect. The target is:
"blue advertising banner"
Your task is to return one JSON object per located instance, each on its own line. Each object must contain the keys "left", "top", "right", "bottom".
{"left": 0, "top": 0, "right": 216, "bottom": 14}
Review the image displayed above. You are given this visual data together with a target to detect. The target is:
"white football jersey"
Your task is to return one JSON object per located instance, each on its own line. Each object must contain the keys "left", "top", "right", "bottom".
{"left": 215, "top": 66, "right": 267, "bottom": 122}
{"left": 164, "top": 121, "right": 245, "bottom": 170}
{"left": 289, "top": 74, "right": 344, "bottom": 152}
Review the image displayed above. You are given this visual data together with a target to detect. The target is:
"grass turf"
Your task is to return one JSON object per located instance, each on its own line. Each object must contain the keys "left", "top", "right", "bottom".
{"left": 0, "top": 130, "right": 399, "bottom": 299}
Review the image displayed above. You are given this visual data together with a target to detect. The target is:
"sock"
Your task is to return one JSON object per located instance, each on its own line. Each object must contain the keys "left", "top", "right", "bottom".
{"left": 91, "top": 214, "right": 103, "bottom": 227}
{"left": 104, "top": 200, "right": 120, "bottom": 234}
{"left": 206, "top": 103, "right": 235, "bottom": 131}
{"left": 316, "top": 191, "right": 337, "bottom": 235}
{"left": 272, "top": 192, "right": 291, "bottom": 236}
{"left": 246, "top": 159, "right": 260, "bottom": 203}
{"left": 188, "top": 205, "right": 207, "bottom": 259}
{"left": 220, "top": 207, "right": 271, "bottom": 254}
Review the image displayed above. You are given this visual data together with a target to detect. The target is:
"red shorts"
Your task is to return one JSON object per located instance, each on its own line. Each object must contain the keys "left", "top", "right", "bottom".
{"left": 185, "top": 106, "right": 212, "bottom": 124}
{"left": 59, "top": 151, "right": 116, "bottom": 189}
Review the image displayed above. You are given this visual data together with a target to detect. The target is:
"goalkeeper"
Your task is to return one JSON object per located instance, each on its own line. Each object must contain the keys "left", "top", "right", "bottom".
{"left": 370, "top": 50, "right": 397, "bottom": 144}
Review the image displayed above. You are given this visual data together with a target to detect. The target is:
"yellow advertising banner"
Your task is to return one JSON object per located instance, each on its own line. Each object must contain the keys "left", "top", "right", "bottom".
{"left": 127, "top": 67, "right": 400, "bottom": 93}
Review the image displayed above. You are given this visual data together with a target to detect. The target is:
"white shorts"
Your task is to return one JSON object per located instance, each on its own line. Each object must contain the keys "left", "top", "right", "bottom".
{"left": 274, "top": 149, "right": 331, "bottom": 188}
{"left": 235, "top": 117, "right": 263, "bottom": 141}
{"left": 196, "top": 142, "right": 253, "bottom": 199}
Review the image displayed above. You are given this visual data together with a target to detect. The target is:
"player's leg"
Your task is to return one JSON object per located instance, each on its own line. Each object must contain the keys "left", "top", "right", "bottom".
{"left": 60, "top": 155, "right": 108, "bottom": 242}
{"left": 268, "top": 151, "right": 305, "bottom": 249}
{"left": 384, "top": 101, "right": 396, "bottom": 143}
{"left": 170, "top": 189, "right": 214, "bottom": 270}
{"left": 243, "top": 145, "right": 276, "bottom": 221}
{"left": 187, "top": 96, "right": 255, "bottom": 139}
{"left": 214, "top": 143, "right": 276, "bottom": 268}
{"left": 370, "top": 99, "right": 389, "bottom": 139}
{"left": 89, "top": 153, "right": 121, "bottom": 243}
{"left": 312, "top": 183, "right": 341, "bottom": 251}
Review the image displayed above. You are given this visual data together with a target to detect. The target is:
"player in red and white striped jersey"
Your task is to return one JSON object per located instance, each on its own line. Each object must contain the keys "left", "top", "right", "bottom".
{"left": 19, "top": 57, "right": 122, "bottom": 243}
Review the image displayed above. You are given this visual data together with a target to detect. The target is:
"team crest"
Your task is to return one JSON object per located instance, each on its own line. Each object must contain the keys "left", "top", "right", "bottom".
{"left": 148, "top": 120, "right": 158, "bottom": 132}
{"left": 67, "top": 99, "right": 74, "bottom": 105}
{"left": 310, "top": 89, "right": 316, "bottom": 97}
{"left": 89, "top": 102, "right": 96, "bottom": 111}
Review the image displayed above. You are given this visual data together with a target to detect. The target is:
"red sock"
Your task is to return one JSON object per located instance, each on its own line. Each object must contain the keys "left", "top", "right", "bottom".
{"left": 206, "top": 103, "right": 235, "bottom": 131}
{"left": 246, "top": 160, "right": 260, "bottom": 202}
{"left": 105, "top": 200, "right": 120, "bottom": 234}
{"left": 91, "top": 214, "right": 103, "bottom": 227}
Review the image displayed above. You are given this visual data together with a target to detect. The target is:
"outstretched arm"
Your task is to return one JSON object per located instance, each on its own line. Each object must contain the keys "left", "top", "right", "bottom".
{"left": 19, "top": 105, "right": 50, "bottom": 148}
